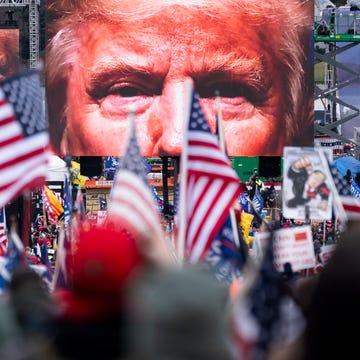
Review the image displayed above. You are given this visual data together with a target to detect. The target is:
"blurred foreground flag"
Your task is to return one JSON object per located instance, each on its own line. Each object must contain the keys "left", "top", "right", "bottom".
{"left": 0, "top": 70, "right": 49, "bottom": 209}
{"left": 107, "top": 115, "right": 172, "bottom": 265}
{"left": 177, "top": 85, "right": 241, "bottom": 264}
{"left": 107, "top": 117, "right": 163, "bottom": 241}
{"left": 231, "top": 233, "right": 305, "bottom": 360}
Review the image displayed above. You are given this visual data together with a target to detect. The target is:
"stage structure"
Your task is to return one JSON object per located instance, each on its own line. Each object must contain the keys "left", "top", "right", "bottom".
{"left": 315, "top": 5, "right": 360, "bottom": 157}
{"left": 0, "top": 0, "right": 40, "bottom": 69}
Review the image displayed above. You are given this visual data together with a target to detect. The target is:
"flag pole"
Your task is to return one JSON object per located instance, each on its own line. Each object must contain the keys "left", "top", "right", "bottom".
{"left": 215, "top": 92, "right": 226, "bottom": 154}
{"left": 216, "top": 92, "right": 241, "bottom": 247}
{"left": 316, "top": 146, "right": 348, "bottom": 229}
{"left": 177, "top": 78, "right": 193, "bottom": 263}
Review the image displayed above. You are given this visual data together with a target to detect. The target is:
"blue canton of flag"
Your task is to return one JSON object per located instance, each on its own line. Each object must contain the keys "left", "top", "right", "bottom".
{"left": 232, "top": 232, "right": 283, "bottom": 360}
{"left": 0, "top": 70, "right": 49, "bottom": 209}
{"left": 329, "top": 161, "right": 360, "bottom": 220}
{"left": 249, "top": 233, "right": 282, "bottom": 359}
{"left": 330, "top": 164, "right": 352, "bottom": 196}
{"left": 351, "top": 181, "right": 360, "bottom": 200}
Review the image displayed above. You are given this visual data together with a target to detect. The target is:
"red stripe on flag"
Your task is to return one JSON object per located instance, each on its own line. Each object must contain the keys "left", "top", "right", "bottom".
{"left": 0, "top": 114, "right": 17, "bottom": 127}
{"left": 0, "top": 147, "right": 46, "bottom": 173}
{"left": 0, "top": 133, "right": 24, "bottom": 148}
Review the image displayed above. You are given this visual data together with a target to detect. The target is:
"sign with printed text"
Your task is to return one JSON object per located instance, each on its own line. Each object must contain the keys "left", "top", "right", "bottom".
{"left": 283, "top": 147, "right": 333, "bottom": 220}
{"left": 253, "top": 225, "right": 316, "bottom": 272}
{"left": 97, "top": 210, "right": 107, "bottom": 225}
{"left": 319, "top": 244, "right": 336, "bottom": 266}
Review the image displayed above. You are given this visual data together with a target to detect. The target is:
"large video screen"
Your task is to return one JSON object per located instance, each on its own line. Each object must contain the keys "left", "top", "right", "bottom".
{"left": 0, "top": 29, "right": 19, "bottom": 80}
{"left": 45, "top": 0, "right": 314, "bottom": 157}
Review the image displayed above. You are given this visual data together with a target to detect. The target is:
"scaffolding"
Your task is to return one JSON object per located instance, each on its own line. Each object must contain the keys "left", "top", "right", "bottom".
{"left": 315, "top": 7, "right": 360, "bottom": 152}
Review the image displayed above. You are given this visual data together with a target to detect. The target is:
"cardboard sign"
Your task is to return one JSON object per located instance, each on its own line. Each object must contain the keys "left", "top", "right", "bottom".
{"left": 253, "top": 225, "right": 316, "bottom": 272}
{"left": 97, "top": 210, "right": 107, "bottom": 225}
{"left": 283, "top": 147, "right": 333, "bottom": 220}
{"left": 319, "top": 244, "right": 336, "bottom": 265}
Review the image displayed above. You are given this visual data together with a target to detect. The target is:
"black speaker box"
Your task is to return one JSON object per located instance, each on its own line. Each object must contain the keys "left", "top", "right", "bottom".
{"left": 80, "top": 156, "right": 103, "bottom": 177}
{"left": 258, "top": 156, "right": 281, "bottom": 178}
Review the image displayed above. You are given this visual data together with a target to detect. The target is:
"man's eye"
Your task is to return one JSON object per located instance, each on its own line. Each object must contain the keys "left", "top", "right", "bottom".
{"left": 197, "top": 82, "right": 267, "bottom": 104}
{"left": 197, "top": 83, "right": 249, "bottom": 98}
{"left": 108, "top": 85, "right": 150, "bottom": 97}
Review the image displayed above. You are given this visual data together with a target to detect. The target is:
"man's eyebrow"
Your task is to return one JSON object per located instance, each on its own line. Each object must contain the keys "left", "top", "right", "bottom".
{"left": 189, "top": 53, "right": 267, "bottom": 88}
{"left": 84, "top": 59, "right": 165, "bottom": 89}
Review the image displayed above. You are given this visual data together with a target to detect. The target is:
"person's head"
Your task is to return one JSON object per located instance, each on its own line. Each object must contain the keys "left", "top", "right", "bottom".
{"left": 304, "top": 221, "right": 360, "bottom": 358}
{"left": 57, "top": 224, "right": 144, "bottom": 321}
{"left": 307, "top": 170, "right": 326, "bottom": 189}
{"left": 355, "top": 172, "right": 360, "bottom": 186}
{"left": 45, "top": 0, "right": 314, "bottom": 157}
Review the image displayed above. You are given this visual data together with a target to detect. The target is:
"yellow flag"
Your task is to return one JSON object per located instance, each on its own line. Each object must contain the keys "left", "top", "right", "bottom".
{"left": 70, "top": 161, "right": 87, "bottom": 187}
{"left": 239, "top": 212, "right": 254, "bottom": 245}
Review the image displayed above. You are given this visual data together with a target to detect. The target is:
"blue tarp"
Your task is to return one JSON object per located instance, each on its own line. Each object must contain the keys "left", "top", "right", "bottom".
{"left": 333, "top": 156, "right": 360, "bottom": 177}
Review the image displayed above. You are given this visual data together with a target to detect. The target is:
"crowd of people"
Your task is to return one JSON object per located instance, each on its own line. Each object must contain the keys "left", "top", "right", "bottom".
{"left": 0, "top": 0, "right": 357, "bottom": 357}
{"left": 0, "top": 197, "right": 358, "bottom": 359}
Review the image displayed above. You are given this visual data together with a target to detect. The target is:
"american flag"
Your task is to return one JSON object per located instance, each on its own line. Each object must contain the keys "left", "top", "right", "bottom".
{"left": 178, "top": 88, "right": 241, "bottom": 264}
{"left": 329, "top": 161, "right": 360, "bottom": 220}
{"left": 232, "top": 231, "right": 305, "bottom": 360}
{"left": 0, "top": 70, "right": 49, "bottom": 209}
{"left": 0, "top": 208, "right": 7, "bottom": 255}
{"left": 107, "top": 118, "right": 163, "bottom": 243}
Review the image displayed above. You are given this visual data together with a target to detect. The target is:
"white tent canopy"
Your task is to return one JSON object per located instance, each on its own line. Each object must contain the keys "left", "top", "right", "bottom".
{"left": 46, "top": 155, "right": 68, "bottom": 182}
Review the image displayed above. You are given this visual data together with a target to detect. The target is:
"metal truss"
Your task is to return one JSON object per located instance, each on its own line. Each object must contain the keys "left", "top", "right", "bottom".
{"left": 315, "top": 42, "right": 360, "bottom": 148}
{"left": 0, "top": 0, "right": 40, "bottom": 69}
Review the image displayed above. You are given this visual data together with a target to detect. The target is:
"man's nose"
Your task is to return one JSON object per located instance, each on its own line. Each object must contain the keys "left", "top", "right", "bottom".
{"left": 151, "top": 80, "right": 190, "bottom": 157}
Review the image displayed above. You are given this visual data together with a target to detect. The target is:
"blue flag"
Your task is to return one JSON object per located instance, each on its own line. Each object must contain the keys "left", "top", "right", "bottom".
{"left": 205, "top": 214, "right": 246, "bottom": 284}
{"left": 0, "top": 232, "right": 24, "bottom": 294}
{"left": 40, "top": 242, "right": 54, "bottom": 285}
{"left": 63, "top": 175, "right": 72, "bottom": 228}
{"left": 250, "top": 187, "right": 264, "bottom": 215}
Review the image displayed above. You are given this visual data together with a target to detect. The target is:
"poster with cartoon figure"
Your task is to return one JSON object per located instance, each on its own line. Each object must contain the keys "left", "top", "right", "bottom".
{"left": 283, "top": 147, "right": 333, "bottom": 220}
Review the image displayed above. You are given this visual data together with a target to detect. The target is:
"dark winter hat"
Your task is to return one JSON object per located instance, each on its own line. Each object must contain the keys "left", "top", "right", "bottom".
{"left": 127, "top": 267, "right": 232, "bottom": 359}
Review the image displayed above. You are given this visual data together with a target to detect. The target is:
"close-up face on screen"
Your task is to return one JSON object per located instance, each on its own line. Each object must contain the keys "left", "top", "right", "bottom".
{"left": 45, "top": 0, "right": 314, "bottom": 158}
{"left": 0, "top": 28, "right": 19, "bottom": 81}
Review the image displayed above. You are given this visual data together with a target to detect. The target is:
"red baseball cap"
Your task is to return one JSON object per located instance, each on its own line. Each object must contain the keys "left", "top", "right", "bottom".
{"left": 56, "top": 224, "right": 144, "bottom": 320}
